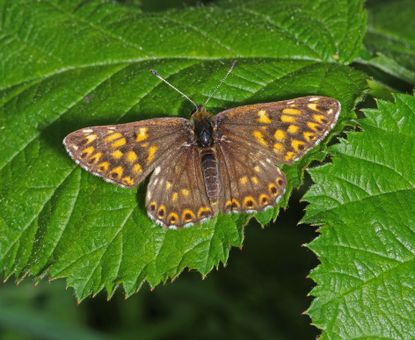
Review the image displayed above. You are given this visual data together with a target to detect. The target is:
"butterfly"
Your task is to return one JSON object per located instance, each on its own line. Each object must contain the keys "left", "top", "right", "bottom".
{"left": 64, "top": 68, "right": 340, "bottom": 230}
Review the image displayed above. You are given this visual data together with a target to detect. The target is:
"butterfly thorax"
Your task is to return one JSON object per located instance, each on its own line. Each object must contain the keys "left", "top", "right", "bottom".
{"left": 192, "top": 105, "right": 214, "bottom": 147}
{"left": 191, "top": 106, "right": 220, "bottom": 209}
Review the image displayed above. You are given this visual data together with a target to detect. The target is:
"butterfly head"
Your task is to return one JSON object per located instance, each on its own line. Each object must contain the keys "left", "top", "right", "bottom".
{"left": 191, "top": 105, "right": 214, "bottom": 147}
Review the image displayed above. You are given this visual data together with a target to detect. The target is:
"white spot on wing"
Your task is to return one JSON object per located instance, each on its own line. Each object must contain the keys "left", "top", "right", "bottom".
{"left": 154, "top": 166, "right": 161, "bottom": 175}
{"left": 82, "top": 129, "right": 93, "bottom": 133}
{"left": 309, "top": 97, "right": 319, "bottom": 102}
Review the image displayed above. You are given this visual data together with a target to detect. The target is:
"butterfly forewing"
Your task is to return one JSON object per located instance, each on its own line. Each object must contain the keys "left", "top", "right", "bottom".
{"left": 214, "top": 96, "right": 340, "bottom": 164}
{"left": 146, "top": 146, "right": 214, "bottom": 228}
{"left": 64, "top": 118, "right": 193, "bottom": 188}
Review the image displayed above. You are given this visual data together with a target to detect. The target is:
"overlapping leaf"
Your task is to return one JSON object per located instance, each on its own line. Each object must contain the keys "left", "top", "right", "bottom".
{"left": 362, "top": 0, "right": 415, "bottom": 84}
{"left": 304, "top": 94, "right": 415, "bottom": 338}
{"left": 0, "top": 0, "right": 366, "bottom": 300}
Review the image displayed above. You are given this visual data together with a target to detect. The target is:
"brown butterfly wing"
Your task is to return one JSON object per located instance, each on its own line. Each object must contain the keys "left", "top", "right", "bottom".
{"left": 63, "top": 118, "right": 193, "bottom": 187}
{"left": 216, "top": 140, "right": 286, "bottom": 214}
{"left": 214, "top": 96, "right": 340, "bottom": 164}
{"left": 146, "top": 145, "right": 214, "bottom": 229}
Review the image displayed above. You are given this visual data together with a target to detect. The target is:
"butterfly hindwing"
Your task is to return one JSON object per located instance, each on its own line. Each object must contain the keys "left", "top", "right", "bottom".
{"left": 214, "top": 96, "right": 340, "bottom": 164}
{"left": 146, "top": 146, "right": 214, "bottom": 228}
{"left": 216, "top": 140, "right": 286, "bottom": 214}
{"left": 64, "top": 118, "right": 193, "bottom": 187}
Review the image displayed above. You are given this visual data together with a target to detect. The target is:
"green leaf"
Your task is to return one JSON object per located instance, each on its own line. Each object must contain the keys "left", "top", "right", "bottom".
{"left": 0, "top": 0, "right": 367, "bottom": 300}
{"left": 304, "top": 94, "right": 415, "bottom": 338}
{"left": 361, "top": 0, "right": 415, "bottom": 84}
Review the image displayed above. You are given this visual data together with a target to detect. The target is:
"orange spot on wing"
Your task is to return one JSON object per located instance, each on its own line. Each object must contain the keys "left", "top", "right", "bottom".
{"left": 308, "top": 103, "right": 320, "bottom": 112}
{"left": 105, "top": 132, "right": 123, "bottom": 142}
{"left": 181, "top": 189, "right": 190, "bottom": 197}
{"left": 274, "top": 129, "right": 285, "bottom": 141}
{"left": 167, "top": 212, "right": 179, "bottom": 225}
{"left": 110, "top": 166, "right": 124, "bottom": 179}
{"left": 307, "top": 121, "right": 323, "bottom": 132}
{"left": 97, "top": 161, "right": 109, "bottom": 172}
{"left": 239, "top": 176, "right": 248, "bottom": 185}
{"left": 268, "top": 183, "right": 278, "bottom": 196}
{"left": 88, "top": 152, "right": 102, "bottom": 164}
{"left": 313, "top": 114, "right": 328, "bottom": 124}
{"left": 259, "top": 194, "right": 270, "bottom": 206}
{"left": 132, "top": 163, "right": 142, "bottom": 175}
{"left": 126, "top": 151, "right": 138, "bottom": 163}
{"left": 146, "top": 145, "right": 158, "bottom": 163}
{"left": 149, "top": 201, "right": 157, "bottom": 212}
{"left": 122, "top": 176, "right": 134, "bottom": 186}
{"left": 291, "top": 140, "right": 306, "bottom": 152}
{"left": 81, "top": 146, "right": 94, "bottom": 158}
{"left": 157, "top": 205, "right": 166, "bottom": 218}
{"left": 287, "top": 125, "right": 299, "bottom": 134}
{"left": 136, "top": 127, "right": 149, "bottom": 142}
{"left": 182, "top": 209, "right": 196, "bottom": 223}
{"left": 284, "top": 151, "right": 296, "bottom": 162}
{"left": 84, "top": 134, "right": 97, "bottom": 145}
{"left": 280, "top": 115, "right": 297, "bottom": 123}
{"left": 111, "top": 150, "right": 123, "bottom": 159}
{"left": 282, "top": 108, "right": 301, "bottom": 115}
{"left": 243, "top": 196, "right": 257, "bottom": 209}
{"left": 252, "top": 130, "right": 267, "bottom": 146}
{"left": 257, "top": 110, "right": 271, "bottom": 124}
{"left": 303, "top": 131, "right": 316, "bottom": 142}
{"left": 197, "top": 207, "right": 212, "bottom": 219}
{"left": 111, "top": 138, "right": 126, "bottom": 148}
{"left": 273, "top": 143, "right": 284, "bottom": 153}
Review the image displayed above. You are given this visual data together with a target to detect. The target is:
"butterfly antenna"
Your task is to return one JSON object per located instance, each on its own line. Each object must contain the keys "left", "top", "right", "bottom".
{"left": 204, "top": 60, "right": 237, "bottom": 106}
{"left": 150, "top": 69, "right": 198, "bottom": 110}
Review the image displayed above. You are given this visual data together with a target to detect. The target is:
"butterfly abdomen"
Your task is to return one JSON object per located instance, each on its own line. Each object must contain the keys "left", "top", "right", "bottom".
{"left": 200, "top": 148, "right": 219, "bottom": 206}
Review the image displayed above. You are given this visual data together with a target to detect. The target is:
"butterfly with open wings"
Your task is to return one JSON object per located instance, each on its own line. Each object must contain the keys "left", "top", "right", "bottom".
{"left": 64, "top": 67, "right": 340, "bottom": 229}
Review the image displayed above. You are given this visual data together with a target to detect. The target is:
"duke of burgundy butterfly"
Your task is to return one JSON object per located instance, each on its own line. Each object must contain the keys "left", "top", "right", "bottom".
{"left": 64, "top": 62, "right": 340, "bottom": 229}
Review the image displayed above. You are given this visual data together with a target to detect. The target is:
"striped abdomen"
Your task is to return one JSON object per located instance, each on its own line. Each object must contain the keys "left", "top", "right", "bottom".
{"left": 200, "top": 148, "right": 219, "bottom": 203}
